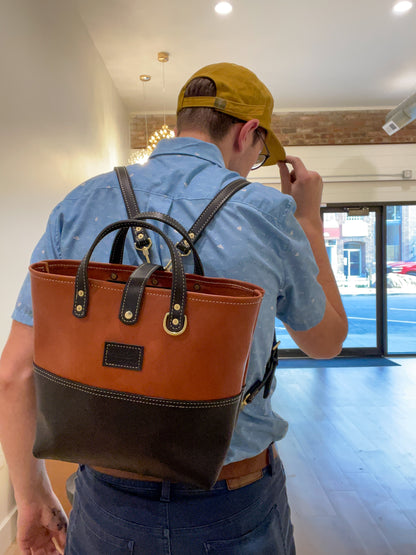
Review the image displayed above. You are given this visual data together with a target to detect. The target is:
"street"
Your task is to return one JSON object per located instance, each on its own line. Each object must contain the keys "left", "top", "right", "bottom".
{"left": 276, "top": 293, "right": 416, "bottom": 354}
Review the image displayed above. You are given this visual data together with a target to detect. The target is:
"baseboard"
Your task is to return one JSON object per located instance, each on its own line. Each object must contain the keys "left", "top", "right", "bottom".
{"left": 0, "top": 506, "right": 17, "bottom": 555}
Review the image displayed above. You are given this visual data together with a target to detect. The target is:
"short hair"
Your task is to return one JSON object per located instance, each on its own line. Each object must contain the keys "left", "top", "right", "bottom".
{"left": 176, "top": 77, "right": 237, "bottom": 141}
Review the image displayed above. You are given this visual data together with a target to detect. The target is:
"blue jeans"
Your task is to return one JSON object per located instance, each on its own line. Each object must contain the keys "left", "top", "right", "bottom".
{"left": 65, "top": 447, "right": 295, "bottom": 554}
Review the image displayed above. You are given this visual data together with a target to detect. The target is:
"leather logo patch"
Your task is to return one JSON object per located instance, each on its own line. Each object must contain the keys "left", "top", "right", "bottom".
{"left": 103, "top": 342, "right": 143, "bottom": 371}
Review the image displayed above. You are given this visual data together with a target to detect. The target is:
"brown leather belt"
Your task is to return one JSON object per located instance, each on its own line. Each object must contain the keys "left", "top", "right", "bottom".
{"left": 92, "top": 444, "right": 278, "bottom": 490}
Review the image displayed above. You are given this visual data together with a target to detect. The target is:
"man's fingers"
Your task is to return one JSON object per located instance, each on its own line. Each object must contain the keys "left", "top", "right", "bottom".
{"left": 284, "top": 155, "right": 308, "bottom": 174}
{"left": 277, "top": 161, "right": 292, "bottom": 193}
{"left": 53, "top": 535, "right": 66, "bottom": 554}
{"left": 277, "top": 161, "right": 290, "bottom": 181}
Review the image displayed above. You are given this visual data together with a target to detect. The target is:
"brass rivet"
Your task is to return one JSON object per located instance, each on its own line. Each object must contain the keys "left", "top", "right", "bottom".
{"left": 111, "top": 273, "right": 118, "bottom": 280}
{"left": 174, "top": 303, "right": 181, "bottom": 311}
{"left": 76, "top": 305, "right": 83, "bottom": 312}
{"left": 138, "top": 234, "right": 144, "bottom": 239}
{"left": 189, "top": 232, "right": 195, "bottom": 239}
{"left": 151, "top": 278, "right": 158, "bottom": 285}
{"left": 194, "top": 283, "right": 201, "bottom": 291}
{"left": 78, "top": 290, "right": 84, "bottom": 297}
{"left": 125, "top": 311, "right": 133, "bottom": 320}
{"left": 172, "top": 318, "right": 179, "bottom": 326}
{"left": 135, "top": 227, "right": 142, "bottom": 232}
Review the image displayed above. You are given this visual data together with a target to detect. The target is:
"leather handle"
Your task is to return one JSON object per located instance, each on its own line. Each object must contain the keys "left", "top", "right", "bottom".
{"left": 109, "top": 211, "right": 204, "bottom": 276}
{"left": 119, "top": 263, "right": 162, "bottom": 325}
{"left": 73, "top": 217, "right": 203, "bottom": 334}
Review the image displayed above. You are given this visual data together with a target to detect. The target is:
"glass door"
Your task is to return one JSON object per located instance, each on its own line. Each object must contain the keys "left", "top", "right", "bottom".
{"left": 386, "top": 204, "right": 416, "bottom": 354}
{"left": 324, "top": 208, "right": 380, "bottom": 353}
{"left": 278, "top": 207, "right": 381, "bottom": 356}
{"left": 277, "top": 203, "right": 416, "bottom": 357}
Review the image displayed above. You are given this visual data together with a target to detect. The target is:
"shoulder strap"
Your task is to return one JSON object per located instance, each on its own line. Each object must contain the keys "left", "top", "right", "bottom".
{"left": 175, "top": 178, "right": 250, "bottom": 255}
{"left": 242, "top": 337, "right": 280, "bottom": 407}
{"left": 114, "top": 166, "right": 152, "bottom": 263}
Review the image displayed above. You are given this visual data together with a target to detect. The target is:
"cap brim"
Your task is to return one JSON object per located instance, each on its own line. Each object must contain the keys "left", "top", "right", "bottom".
{"left": 264, "top": 131, "right": 286, "bottom": 165}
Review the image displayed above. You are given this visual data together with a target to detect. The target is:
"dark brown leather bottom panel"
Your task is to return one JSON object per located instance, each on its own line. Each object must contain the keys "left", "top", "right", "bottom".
{"left": 33, "top": 365, "right": 242, "bottom": 489}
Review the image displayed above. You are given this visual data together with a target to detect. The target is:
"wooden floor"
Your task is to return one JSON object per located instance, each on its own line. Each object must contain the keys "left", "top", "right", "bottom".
{"left": 274, "top": 357, "right": 416, "bottom": 555}
{"left": 5, "top": 357, "right": 416, "bottom": 555}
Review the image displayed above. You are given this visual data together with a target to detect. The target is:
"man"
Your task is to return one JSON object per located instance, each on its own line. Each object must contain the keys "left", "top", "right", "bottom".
{"left": 0, "top": 63, "right": 347, "bottom": 554}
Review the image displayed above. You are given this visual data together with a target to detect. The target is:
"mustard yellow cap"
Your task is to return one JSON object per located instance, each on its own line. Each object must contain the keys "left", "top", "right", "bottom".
{"left": 177, "top": 63, "right": 286, "bottom": 165}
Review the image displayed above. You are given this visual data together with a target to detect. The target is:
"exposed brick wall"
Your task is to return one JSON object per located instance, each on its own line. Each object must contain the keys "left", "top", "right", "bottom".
{"left": 130, "top": 110, "right": 416, "bottom": 149}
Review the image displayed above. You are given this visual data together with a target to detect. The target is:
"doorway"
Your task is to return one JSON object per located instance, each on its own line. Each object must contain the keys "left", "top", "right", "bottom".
{"left": 277, "top": 203, "right": 416, "bottom": 357}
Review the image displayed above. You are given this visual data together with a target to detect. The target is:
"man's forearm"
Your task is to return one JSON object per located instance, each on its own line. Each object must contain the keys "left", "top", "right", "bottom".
{"left": 0, "top": 322, "right": 52, "bottom": 504}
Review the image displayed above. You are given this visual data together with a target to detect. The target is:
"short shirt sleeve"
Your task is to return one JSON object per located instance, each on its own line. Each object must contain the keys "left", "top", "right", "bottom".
{"left": 274, "top": 199, "right": 326, "bottom": 331}
{"left": 12, "top": 205, "right": 62, "bottom": 326}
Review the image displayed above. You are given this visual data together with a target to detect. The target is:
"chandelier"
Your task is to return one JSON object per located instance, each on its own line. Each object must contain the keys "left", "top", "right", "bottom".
{"left": 129, "top": 52, "right": 175, "bottom": 165}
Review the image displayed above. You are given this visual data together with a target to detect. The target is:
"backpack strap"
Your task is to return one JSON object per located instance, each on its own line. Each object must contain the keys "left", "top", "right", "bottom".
{"left": 241, "top": 336, "right": 280, "bottom": 407}
{"left": 114, "top": 166, "right": 152, "bottom": 263}
{"left": 114, "top": 167, "right": 278, "bottom": 403}
{"left": 175, "top": 178, "right": 250, "bottom": 255}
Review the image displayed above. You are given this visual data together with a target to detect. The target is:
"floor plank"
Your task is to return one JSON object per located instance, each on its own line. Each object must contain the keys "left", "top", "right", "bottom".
{"left": 274, "top": 357, "right": 416, "bottom": 555}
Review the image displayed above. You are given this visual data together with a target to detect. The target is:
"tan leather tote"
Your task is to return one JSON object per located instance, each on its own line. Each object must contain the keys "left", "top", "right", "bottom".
{"left": 30, "top": 214, "right": 264, "bottom": 489}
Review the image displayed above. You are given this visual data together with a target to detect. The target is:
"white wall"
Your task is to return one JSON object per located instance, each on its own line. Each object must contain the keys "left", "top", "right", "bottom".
{"left": 252, "top": 144, "right": 416, "bottom": 203}
{"left": 0, "top": 1, "right": 129, "bottom": 551}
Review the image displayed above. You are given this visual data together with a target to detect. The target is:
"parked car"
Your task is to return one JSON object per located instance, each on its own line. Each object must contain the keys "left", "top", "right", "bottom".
{"left": 387, "top": 261, "right": 416, "bottom": 276}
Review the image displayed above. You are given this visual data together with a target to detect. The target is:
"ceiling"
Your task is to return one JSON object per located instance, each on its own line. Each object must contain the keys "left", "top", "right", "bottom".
{"left": 74, "top": 0, "right": 416, "bottom": 115}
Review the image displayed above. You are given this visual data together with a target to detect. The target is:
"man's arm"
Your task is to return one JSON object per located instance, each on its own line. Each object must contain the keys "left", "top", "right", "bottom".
{"left": 0, "top": 321, "right": 67, "bottom": 554}
{"left": 278, "top": 156, "right": 348, "bottom": 359}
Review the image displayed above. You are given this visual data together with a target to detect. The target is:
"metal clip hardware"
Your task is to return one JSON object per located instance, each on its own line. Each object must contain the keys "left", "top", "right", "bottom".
{"left": 136, "top": 239, "right": 152, "bottom": 263}
{"left": 241, "top": 393, "right": 251, "bottom": 408}
{"left": 241, "top": 380, "right": 263, "bottom": 408}
{"left": 240, "top": 340, "right": 281, "bottom": 408}
{"left": 164, "top": 245, "right": 192, "bottom": 271}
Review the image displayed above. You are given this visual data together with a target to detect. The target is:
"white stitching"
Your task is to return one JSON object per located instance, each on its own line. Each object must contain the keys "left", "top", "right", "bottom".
{"left": 104, "top": 343, "right": 143, "bottom": 370}
{"left": 32, "top": 276, "right": 262, "bottom": 305}
{"left": 34, "top": 367, "right": 240, "bottom": 409}
{"left": 33, "top": 278, "right": 261, "bottom": 307}
{"left": 33, "top": 265, "right": 257, "bottom": 294}
{"left": 120, "top": 265, "right": 158, "bottom": 323}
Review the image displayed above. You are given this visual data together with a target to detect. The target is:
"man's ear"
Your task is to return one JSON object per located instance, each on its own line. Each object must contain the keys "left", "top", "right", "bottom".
{"left": 235, "top": 119, "right": 260, "bottom": 151}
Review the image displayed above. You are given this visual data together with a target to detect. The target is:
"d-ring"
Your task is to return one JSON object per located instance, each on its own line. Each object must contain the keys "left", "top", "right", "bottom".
{"left": 163, "top": 313, "right": 187, "bottom": 336}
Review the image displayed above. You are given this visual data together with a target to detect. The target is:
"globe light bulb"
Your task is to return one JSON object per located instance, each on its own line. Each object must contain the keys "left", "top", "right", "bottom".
{"left": 393, "top": 1, "right": 413, "bottom": 14}
{"left": 215, "top": 2, "right": 233, "bottom": 15}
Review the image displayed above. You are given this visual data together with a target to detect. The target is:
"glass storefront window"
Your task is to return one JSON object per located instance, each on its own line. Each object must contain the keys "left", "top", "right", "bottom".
{"left": 323, "top": 210, "right": 377, "bottom": 349}
{"left": 276, "top": 204, "right": 416, "bottom": 356}
{"left": 387, "top": 205, "right": 416, "bottom": 354}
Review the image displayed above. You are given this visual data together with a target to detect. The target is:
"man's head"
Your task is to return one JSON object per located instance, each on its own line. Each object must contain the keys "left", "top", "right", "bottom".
{"left": 176, "top": 63, "right": 286, "bottom": 169}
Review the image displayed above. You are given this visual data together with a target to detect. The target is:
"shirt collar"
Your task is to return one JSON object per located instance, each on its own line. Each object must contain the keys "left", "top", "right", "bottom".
{"left": 149, "top": 137, "right": 225, "bottom": 168}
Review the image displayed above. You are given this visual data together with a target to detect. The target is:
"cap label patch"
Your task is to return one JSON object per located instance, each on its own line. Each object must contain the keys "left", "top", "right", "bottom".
{"left": 214, "top": 97, "right": 227, "bottom": 110}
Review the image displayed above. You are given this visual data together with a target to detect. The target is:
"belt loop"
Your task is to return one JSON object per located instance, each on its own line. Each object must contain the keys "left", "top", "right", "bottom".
{"left": 160, "top": 481, "right": 171, "bottom": 502}
{"left": 267, "top": 443, "right": 275, "bottom": 476}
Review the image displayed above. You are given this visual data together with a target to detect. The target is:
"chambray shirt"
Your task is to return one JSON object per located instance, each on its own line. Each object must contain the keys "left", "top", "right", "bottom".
{"left": 13, "top": 137, "right": 325, "bottom": 463}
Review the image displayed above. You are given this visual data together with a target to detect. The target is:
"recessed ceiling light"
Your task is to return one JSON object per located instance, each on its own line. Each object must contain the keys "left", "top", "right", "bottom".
{"left": 215, "top": 2, "right": 233, "bottom": 15}
{"left": 393, "top": 1, "right": 413, "bottom": 14}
